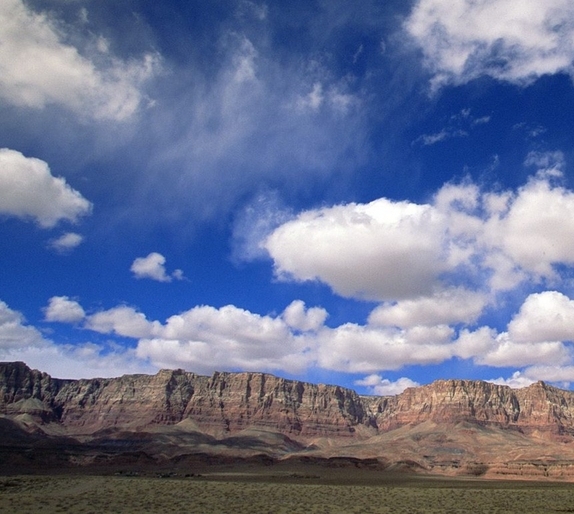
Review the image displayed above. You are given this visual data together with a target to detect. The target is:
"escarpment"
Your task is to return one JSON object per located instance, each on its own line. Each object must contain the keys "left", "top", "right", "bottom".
{"left": 3, "top": 362, "right": 574, "bottom": 438}
{"left": 6, "top": 362, "right": 574, "bottom": 479}
{"left": 0, "top": 362, "right": 371, "bottom": 437}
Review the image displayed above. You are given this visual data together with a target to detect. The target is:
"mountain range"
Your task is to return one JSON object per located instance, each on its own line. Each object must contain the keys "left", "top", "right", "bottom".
{"left": 2, "top": 361, "right": 574, "bottom": 480}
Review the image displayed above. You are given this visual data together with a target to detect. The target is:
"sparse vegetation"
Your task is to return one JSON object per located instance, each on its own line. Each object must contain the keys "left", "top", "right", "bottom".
{"left": 466, "top": 462, "right": 489, "bottom": 476}
{"left": 2, "top": 471, "right": 574, "bottom": 513}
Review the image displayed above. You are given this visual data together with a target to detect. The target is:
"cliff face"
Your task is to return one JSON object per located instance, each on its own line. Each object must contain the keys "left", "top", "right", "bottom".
{"left": 0, "top": 362, "right": 369, "bottom": 437}
{"left": 367, "top": 379, "right": 574, "bottom": 434}
{"left": 3, "top": 362, "right": 574, "bottom": 438}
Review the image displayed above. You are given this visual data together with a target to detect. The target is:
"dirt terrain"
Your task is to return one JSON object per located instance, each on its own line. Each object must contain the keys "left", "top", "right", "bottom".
{"left": 3, "top": 465, "right": 574, "bottom": 514}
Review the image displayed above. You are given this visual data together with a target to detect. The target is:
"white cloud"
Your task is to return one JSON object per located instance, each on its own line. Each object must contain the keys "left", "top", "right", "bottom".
{"left": 454, "top": 296, "right": 574, "bottom": 369}
{"left": 44, "top": 296, "right": 85, "bottom": 323}
{"left": 315, "top": 323, "right": 454, "bottom": 373}
{"left": 0, "top": 301, "right": 48, "bottom": 350}
{"left": 483, "top": 177, "right": 574, "bottom": 279}
{"left": 252, "top": 171, "right": 574, "bottom": 376}
{"left": 406, "top": 0, "right": 574, "bottom": 90}
{"left": 48, "top": 232, "right": 84, "bottom": 253}
{"left": 282, "top": 300, "right": 328, "bottom": 332}
{"left": 522, "top": 365, "right": 574, "bottom": 384}
{"left": 508, "top": 291, "right": 574, "bottom": 344}
{"left": 297, "top": 82, "right": 324, "bottom": 111}
{"left": 0, "top": 299, "right": 155, "bottom": 379}
{"left": 487, "top": 371, "right": 536, "bottom": 389}
{"left": 231, "top": 190, "right": 293, "bottom": 263}
{"left": 39, "top": 297, "right": 458, "bottom": 375}
{"left": 130, "top": 252, "right": 184, "bottom": 282}
{"left": 0, "top": 0, "right": 160, "bottom": 120}
{"left": 368, "top": 289, "right": 487, "bottom": 328}
{"left": 265, "top": 171, "right": 574, "bottom": 306}
{"left": 4, "top": 343, "right": 157, "bottom": 380}
{"left": 475, "top": 336, "right": 569, "bottom": 368}
{"left": 86, "top": 305, "right": 161, "bottom": 339}
{"left": 265, "top": 197, "right": 447, "bottom": 301}
{"left": 13, "top": 285, "right": 574, "bottom": 381}
{"left": 133, "top": 29, "right": 368, "bottom": 225}
{"left": 355, "top": 374, "right": 420, "bottom": 396}
{"left": 416, "top": 128, "right": 466, "bottom": 146}
{"left": 137, "top": 304, "right": 312, "bottom": 374}
{"left": 524, "top": 150, "right": 565, "bottom": 175}
{"left": 0, "top": 148, "right": 92, "bottom": 228}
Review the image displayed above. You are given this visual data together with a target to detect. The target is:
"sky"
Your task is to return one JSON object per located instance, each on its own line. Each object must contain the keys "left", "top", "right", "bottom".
{"left": 3, "top": 0, "right": 574, "bottom": 395}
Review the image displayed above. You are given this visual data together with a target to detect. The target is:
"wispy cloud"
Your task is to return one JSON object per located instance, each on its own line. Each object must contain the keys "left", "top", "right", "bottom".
{"left": 413, "top": 108, "right": 490, "bottom": 146}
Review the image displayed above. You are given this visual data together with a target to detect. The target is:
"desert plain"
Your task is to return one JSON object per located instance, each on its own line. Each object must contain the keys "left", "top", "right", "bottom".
{"left": 2, "top": 463, "right": 574, "bottom": 514}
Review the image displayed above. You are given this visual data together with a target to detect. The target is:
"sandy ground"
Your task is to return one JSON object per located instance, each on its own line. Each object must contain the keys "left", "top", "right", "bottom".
{"left": 2, "top": 471, "right": 574, "bottom": 514}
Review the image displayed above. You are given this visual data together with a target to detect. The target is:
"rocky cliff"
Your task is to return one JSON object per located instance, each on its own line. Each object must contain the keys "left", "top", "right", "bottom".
{"left": 0, "top": 362, "right": 370, "bottom": 437}
{"left": 367, "top": 379, "right": 574, "bottom": 435}
{"left": 3, "top": 361, "right": 574, "bottom": 438}
{"left": 6, "top": 361, "right": 574, "bottom": 479}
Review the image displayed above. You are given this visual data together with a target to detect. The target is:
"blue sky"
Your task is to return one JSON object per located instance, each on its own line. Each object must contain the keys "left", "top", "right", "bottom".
{"left": 3, "top": 0, "right": 574, "bottom": 395}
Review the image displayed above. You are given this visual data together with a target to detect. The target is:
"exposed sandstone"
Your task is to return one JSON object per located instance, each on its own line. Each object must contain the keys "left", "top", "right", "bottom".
{"left": 4, "top": 363, "right": 574, "bottom": 437}
{"left": 0, "top": 363, "right": 370, "bottom": 437}
{"left": 5, "top": 361, "right": 574, "bottom": 479}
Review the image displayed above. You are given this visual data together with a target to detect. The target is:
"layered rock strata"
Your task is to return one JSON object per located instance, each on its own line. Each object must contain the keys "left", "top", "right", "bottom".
{"left": 0, "top": 362, "right": 369, "bottom": 437}
{"left": 3, "top": 361, "right": 574, "bottom": 438}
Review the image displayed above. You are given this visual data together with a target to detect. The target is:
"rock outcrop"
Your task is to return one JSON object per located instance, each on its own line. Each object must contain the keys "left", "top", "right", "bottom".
{"left": 367, "top": 379, "right": 574, "bottom": 435}
{"left": 5, "top": 361, "right": 574, "bottom": 479}
{"left": 4, "top": 362, "right": 574, "bottom": 437}
{"left": 0, "top": 362, "right": 371, "bottom": 437}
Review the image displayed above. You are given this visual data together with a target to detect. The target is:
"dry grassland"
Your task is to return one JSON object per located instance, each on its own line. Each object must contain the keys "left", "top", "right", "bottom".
{"left": 1, "top": 473, "right": 574, "bottom": 514}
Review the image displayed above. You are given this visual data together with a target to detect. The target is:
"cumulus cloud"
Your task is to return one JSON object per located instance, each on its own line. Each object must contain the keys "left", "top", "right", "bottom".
{"left": 0, "top": 148, "right": 92, "bottom": 228}
{"left": 0, "top": 301, "right": 48, "bottom": 350}
{"left": 5, "top": 343, "right": 157, "bottom": 380}
{"left": 130, "top": 252, "right": 184, "bottom": 282}
{"left": 265, "top": 197, "right": 446, "bottom": 301}
{"left": 507, "top": 291, "right": 574, "bottom": 344}
{"left": 521, "top": 365, "right": 574, "bottom": 384}
{"left": 282, "top": 300, "right": 328, "bottom": 332}
{"left": 137, "top": 303, "right": 313, "bottom": 374}
{"left": 86, "top": 305, "right": 161, "bottom": 339}
{"left": 265, "top": 165, "right": 574, "bottom": 307}
{"left": 44, "top": 297, "right": 160, "bottom": 339}
{"left": 368, "top": 289, "right": 487, "bottom": 328}
{"left": 254, "top": 166, "right": 574, "bottom": 379}
{"left": 0, "top": 0, "right": 159, "bottom": 120}
{"left": 16, "top": 284, "right": 574, "bottom": 382}
{"left": 487, "top": 371, "right": 536, "bottom": 389}
{"left": 44, "top": 296, "right": 85, "bottom": 324}
{"left": 405, "top": 0, "right": 574, "bottom": 90}
{"left": 315, "top": 323, "right": 455, "bottom": 373}
{"left": 48, "top": 232, "right": 84, "bottom": 253}
{"left": 455, "top": 308, "right": 573, "bottom": 369}
{"left": 1, "top": 299, "right": 154, "bottom": 379}
{"left": 483, "top": 177, "right": 574, "bottom": 279}
{"left": 355, "top": 374, "right": 420, "bottom": 396}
